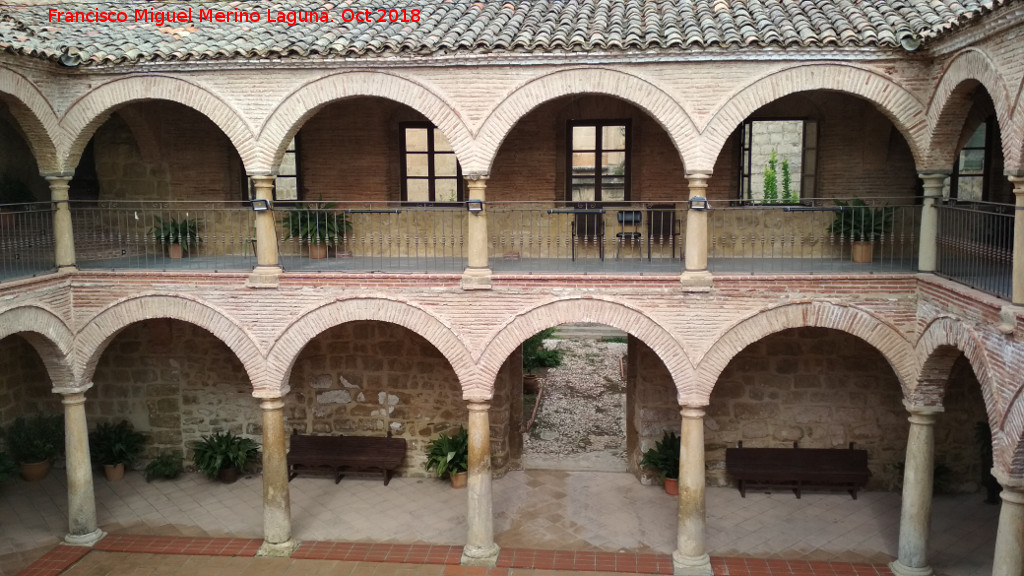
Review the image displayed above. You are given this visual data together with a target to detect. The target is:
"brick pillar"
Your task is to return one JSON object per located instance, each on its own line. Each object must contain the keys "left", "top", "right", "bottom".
{"left": 992, "top": 472, "right": 1024, "bottom": 576}
{"left": 1010, "top": 176, "right": 1024, "bottom": 305}
{"left": 891, "top": 404, "right": 941, "bottom": 576}
{"left": 462, "top": 177, "right": 492, "bottom": 290}
{"left": 47, "top": 176, "right": 77, "bottom": 270}
{"left": 258, "top": 398, "right": 294, "bottom": 556}
{"left": 247, "top": 175, "right": 282, "bottom": 288}
{"left": 681, "top": 172, "right": 712, "bottom": 290}
{"left": 917, "top": 173, "right": 946, "bottom": 273}
{"left": 462, "top": 401, "right": 500, "bottom": 567}
{"left": 61, "top": 390, "right": 105, "bottom": 546}
{"left": 673, "top": 406, "right": 713, "bottom": 576}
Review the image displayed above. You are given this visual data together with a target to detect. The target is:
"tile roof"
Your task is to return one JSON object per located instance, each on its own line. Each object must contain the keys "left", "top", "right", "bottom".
{"left": 0, "top": 0, "right": 1014, "bottom": 66}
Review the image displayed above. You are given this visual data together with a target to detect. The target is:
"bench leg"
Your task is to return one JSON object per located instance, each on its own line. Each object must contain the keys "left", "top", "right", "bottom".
{"left": 383, "top": 470, "right": 392, "bottom": 486}
{"left": 794, "top": 482, "right": 802, "bottom": 499}
{"left": 334, "top": 470, "right": 344, "bottom": 484}
{"left": 737, "top": 480, "right": 746, "bottom": 498}
{"left": 849, "top": 485, "right": 858, "bottom": 500}
{"left": 288, "top": 471, "right": 297, "bottom": 482}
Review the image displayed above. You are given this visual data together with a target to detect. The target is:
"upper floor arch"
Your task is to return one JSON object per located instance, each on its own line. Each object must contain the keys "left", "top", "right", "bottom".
{"left": 60, "top": 75, "right": 256, "bottom": 174}
{"left": 0, "top": 305, "right": 76, "bottom": 388}
{"left": 0, "top": 68, "right": 61, "bottom": 174}
{"left": 698, "top": 63, "right": 929, "bottom": 172}
{"left": 75, "top": 295, "right": 266, "bottom": 393}
{"left": 471, "top": 67, "right": 699, "bottom": 176}
{"left": 257, "top": 71, "right": 471, "bottom": 176}
{"left": 266, "top": 296, "right": 477, "bottom": 398}
{"left": 697, "top": 301, "right": 918, "bottom": 401}
{"left": 477, "top": 297, "right": 698, "bottom": 403}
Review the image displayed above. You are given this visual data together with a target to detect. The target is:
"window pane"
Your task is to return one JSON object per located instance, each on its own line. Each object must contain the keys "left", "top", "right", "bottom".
{"left": 965, "top": 124, "right": 986, "bottom": 148}
{"left": 572, "top": 152, "right": 596, "bottom": 175}
{"left": 407, "top": 179, "right": 429, "bottom": 202}
{"left": 572, "top": 126, "right": 596, "bottom": 151}
{"left": 406, "top": 128, "right": 429, "bottom": 152}
{"left": 602, "top": 125, "right": 627, "bottom": 150}
{"left": 275, "top": 177, "right": 298, "bottom": 201}
{"left": 603, "top": 152, "right": 626, "bottom": 176}
{"left": 602, "top": 179, "right": 626, "bottom": 202}
{"left": 433, "top": 130, "right": 453, "bottom": 152}
{"left": 748, "top": 120, "right": 804, "bottom": 201}
{"left": 435, "top": 179, "right": 458, "bottom": 202}
{"left": 959, "top": 149, "right": 985, "bottom": 174}
{"left": 406, "top": 153, "right": 429, "bottom": 177}
{"left": 957, "top": 176, "right": 983, "bottom": 202}
{"left": 571, "top": 178, "right": 595, "bottom": 202}
{"left": 279, "top": 152, "right": 297, "bottom": 177}
{"left": 435, "top": 153, "right": 458, "bottom": 177}
{"left": 804, "top": 121, "right": 818, "bottom": 148}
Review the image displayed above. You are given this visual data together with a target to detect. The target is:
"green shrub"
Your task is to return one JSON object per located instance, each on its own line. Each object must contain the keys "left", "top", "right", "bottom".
{"left": 640, "top": 431, "right": 680, "bottom": 480}
{"left": 424, "top": 426, "right": 468, "bottom": 478}
{"left": 523, "top": 328, "right": 563, "bottom": 374}
{"left": 4, "top": 414, "right": 64, "bottom": 464}
{"left": 89, "top": 420, "right": 146, "bottom": 467}
{"left": 191, "top": 431, "right": 260, "bottom": 480}
{"left": 145, "top": 452, "right": 184, "bottom": 482}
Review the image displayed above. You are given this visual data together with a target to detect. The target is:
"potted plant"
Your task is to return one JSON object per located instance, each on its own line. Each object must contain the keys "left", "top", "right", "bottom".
{"left": 191, "top": 430, "right": 260, "bottom": 484}
{"left": 144, "top": 451, "right": 184, "bottom": 482}
{"left": 151, "top": 215, "right": 200, "bottom": 259}
{"left": 829, "top": 199, "right": 894, "bottom": 263}
{"left": 640, "top": 431, "right": 680, "bottom": 495}
{"left": 0, "top": 175, "right": 36, "bottom": 227}
{"left": 522, "top": 328, "right": 563, "bottom": 394}
{"left": 3, "top": 414, "right": 64, "bottom": 481}
{"left": 424, "top": 426, "right": 469, "bottom": 488}
{"left": 280, "top": 202, "right": 352, "bottom": 259}
{"left": 89, "top": 420, "right": 146, "bottom": 481}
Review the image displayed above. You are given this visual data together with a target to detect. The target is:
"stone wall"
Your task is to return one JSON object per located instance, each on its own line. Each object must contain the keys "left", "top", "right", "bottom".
{"left": 0, "top": 335, "right": 55, "bottom": 432}
{"left": 934, "top": 354, "right": 990, "bottom": 494}
{"left": 627, "top": 335, "right": 680, "bottom": 484}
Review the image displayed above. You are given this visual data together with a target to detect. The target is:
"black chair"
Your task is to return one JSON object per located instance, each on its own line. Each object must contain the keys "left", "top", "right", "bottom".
{"left": 615, "top": 210, "right": 642, "bottom": 259}
{"left": 647, "top": 205, "right": 679, "bottom": 260}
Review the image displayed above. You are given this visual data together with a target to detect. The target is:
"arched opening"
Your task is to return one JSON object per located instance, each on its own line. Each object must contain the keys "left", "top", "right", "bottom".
{"left": 707, "top": 91, "right": 921, "bottom": 273}
{"left": 0, "top": 333, "right": 57, "bottom": 431}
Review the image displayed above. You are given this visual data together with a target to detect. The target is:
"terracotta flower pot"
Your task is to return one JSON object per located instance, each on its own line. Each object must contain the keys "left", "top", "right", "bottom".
{"left": 168, "top": 244, "right": 184, "bottom": 259}
{"left": 218, "top": 467, "right": 240, "bottom": 484}
{"left": 20, "top": 460, "right": 51, "bottom": 482}
{"left": 103, "top": 463, "right": 126, "bottom": 481}
{"left": 523, "top": 373, "right": 540, "bottom": 394}
{"left": 450, "top": 471, "right": 468, "bottom": 489}
{"left": 308, "top": 244, "right": 328, "bottom": 259}
{"left": 664, "top": 477, "right": 679, "bottom": 496}
{"left": 851, "top": 241, "right": 873, "bottom": 263}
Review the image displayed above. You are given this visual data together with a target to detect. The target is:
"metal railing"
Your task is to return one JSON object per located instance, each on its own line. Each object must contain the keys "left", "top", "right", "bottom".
{"left": 0, "top": 202, "right": 55, "bottom": 282}
{"left": 71, "top": 201, "right": 257, "bottom": 272}
{"left": 487, "top": 202, "right": 686, "bottom": 274}
{"left": 936, "top": 199, "right": 1014, "bottom": 300}
{"left": 708, "top": 198, "right": 921, "bottom": 274}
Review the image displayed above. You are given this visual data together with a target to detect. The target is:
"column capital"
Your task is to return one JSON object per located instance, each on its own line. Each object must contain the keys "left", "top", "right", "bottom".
{"left": 685, "top": 171, "right": 712, "bottom": 194}
{"left": 54, "top": 382, "right": 94, "bottom": 397}
{"left": 993, "top": 469, "right": 1024, "bottom": 493}
{"left": 467, "top": 400, "right": 492, "bottom": 412}
{"left": 1009, "top": 175, "right": 1024, "bottom": 192}
{"left": 903, "top": 400, "right": 943, "bottom": 421}
{"left": 680, "top": 405, "right": 706, "bottom": 419}
{"left": 255, "top": 385, "right": 290, "bottom": 399}
{"left": 260, "top": 398, "right": 286, "bottom": 411}
{"left": 60, "top": 390, "right": 88, "bottom": 406}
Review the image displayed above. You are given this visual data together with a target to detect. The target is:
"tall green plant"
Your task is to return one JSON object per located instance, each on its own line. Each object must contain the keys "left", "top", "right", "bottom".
{"left": 762, "top": 150, "right": 778, "bottom": 204}
{"left": 781, "top": 158, "right": 793, "bottom": 203}
{"left": 829, "top": 199, "right": 894, "bottom": 242}
{"left": 640, "top": 431, "right": 680, "bottom": 480}
{"left": 151, "top": 216, "right": 200, "bottom": 252}
{"left": 4, "top": 414, "right": 64, "bottom": 464}
{"left": 191, "top": 431, "right": 260, "bottom": 479}
{"left": 89, "top": 420, "right": 147, "bottom": 467}
{"left": 280, "top": 202, "right": 352, "bottom": 245}
{"left": 424, "top": 427, "right": 468, "bottom": 478}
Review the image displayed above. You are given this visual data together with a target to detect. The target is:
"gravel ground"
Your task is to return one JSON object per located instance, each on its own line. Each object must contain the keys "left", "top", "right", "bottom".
{"left": 524, "top": 339, "right": 627, "bottom": 459}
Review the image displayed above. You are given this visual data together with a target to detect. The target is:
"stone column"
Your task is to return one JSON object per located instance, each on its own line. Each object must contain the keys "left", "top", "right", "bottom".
{"left": 890, "top": 405, "right": 941, "bottom": 576}
{"left": 1010, "top": 176, "right": 1024, "bottom": 305}
{"left": 992, "top": 472, "right": 1024, "bottom": 576}
{"left": 462, "top": 401, "right": 500, "bottom": 566}
{"left": 673, "top": 406, "right": 713, "bottom": 576}
{"left": 258, "top": 397, "right": 294, "bottom": 556}
{"left": 462, "top": 177, "right": 492, "bottom": 290}
{"left": 247, "top": 175, "right": 282, "bottom": 288}
{"left": 917, "top": 173, "right": 946, "bottom": 273}
{"left": 681, "top": 172, "right": 712, "bottom": 290}
{"left": 61, "top": 390, "right": 105, "bottom": 546}
{"left": 47, "top": 176, "right": 77, "bottom": 270}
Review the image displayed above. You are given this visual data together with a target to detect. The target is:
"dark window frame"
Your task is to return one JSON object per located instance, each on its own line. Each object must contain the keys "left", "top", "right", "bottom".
{"left": 241, "top": 134, "right": 302, "bottom": 202}
{"left": 738, "top": 118, "right": 818, "bottom": 201}
{"left": 950, "top": 116, "right": 994, "bottom": 202}
{"left": 565, "top": 119, "right": 632, "bottom": 204}
{"left": 399, "top": 121, "right": 465, "bottom": 205}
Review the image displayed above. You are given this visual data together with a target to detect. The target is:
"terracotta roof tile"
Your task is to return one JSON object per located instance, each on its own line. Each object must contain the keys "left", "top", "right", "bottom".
{"left": 0, "top": 0, "right": 1013, "bottom": 66}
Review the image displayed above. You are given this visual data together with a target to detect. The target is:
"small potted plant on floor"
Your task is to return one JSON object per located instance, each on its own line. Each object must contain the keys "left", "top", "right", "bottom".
{"left": 145, "top": 451, "right": 184, "bottom": 482}
{"left": 424, "top": 426, "right": 469, "bottom": 488}
{"left": 640, "top": 431, "right": 680, "bottom": 495}
{"left": 89, "top": 420, "right": 147, "bottom": 481}
{"left": 3, "top": 414, "right": 64, "bottom": 481}
{"left": 152, "top": 215, "right": 200, "bottom": 259}
{"left": 280, "top": 202, "right": 352, "bottom": 259}
{"left": 522, "top": 328, "right": 563, "bottom": 394}
{"left": 829, "top": 199, "right": 894, "bottom": 263}
{"left": 191, "top": 430, "right": 260, "bottom": 484}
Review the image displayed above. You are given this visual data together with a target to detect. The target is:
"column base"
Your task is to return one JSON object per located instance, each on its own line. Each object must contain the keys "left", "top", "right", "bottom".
{"left": 64, "top": 528, "right": 106, "bottom": 547}
{"left": 461, "top": 267, "right": 493, "bottom": 290}
{"left": 247, "top": 266, "right": 282, "bottom": 288}
{"left": 257, "top": 539, "right": 297, "bottom": 557}
{"left": 679, "top": 270, "right": 713, "bottom": 292}
{"left": 672, "top": 551, "right": 713, "bottom": 576}
{"left": 461, "top": 543, "right": 500, "bottom": 567}
{"left": 889, "top": 560, "right": 934, "bottom": 576}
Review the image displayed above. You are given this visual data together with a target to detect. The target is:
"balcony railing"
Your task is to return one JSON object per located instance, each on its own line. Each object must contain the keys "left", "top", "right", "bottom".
{"left": 936, "top": 199, "right": 1014, "bottom": 300}
{"left": 0, "top": 202, "right": 55, "bottom": 282}
{"left": 708, "top": 198, "right": 921, "bottom": 274}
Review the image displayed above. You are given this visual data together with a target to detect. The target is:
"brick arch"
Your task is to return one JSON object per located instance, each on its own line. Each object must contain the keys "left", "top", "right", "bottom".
{"left": 60, "top": 76, "right": 256, "bottom": 174}
{"left": 698, "top": 301, "right": 917, "bottom": 400}
{"left": 471, "top": 67, "right": 699, "bottom": 175}
{"left": 0, "top": 305, "right": 75, "bottom": 388}
{"left": 0, "top": 68, "right": 62, "bottom": 174}
{"left": 257, "top": 71, "right": 471, "bottom": 176}
{"left": 925, "top": 49, "right": 1014, "bottom": 170}
{"left": 76, "top": 295, "right": 266, "bottom": 393}
{"left": 699, "top": 64, "right": 928, "bottom": 171}
{"left": 266, "top": 297, "right": 477, "bottom": 398}
{"left": 477, "top": 298, "right": 698, "bottom": 403}
{"left": 913, "top": 316, "right": 996, "bottom": 409}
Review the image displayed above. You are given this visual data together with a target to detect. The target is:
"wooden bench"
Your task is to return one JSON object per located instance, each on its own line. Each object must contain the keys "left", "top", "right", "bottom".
{"left": 725, "top": 441, "right": 870, "bottom": 499}
{"left": 287, "top": 430, "right": 407, "bottom": 486}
